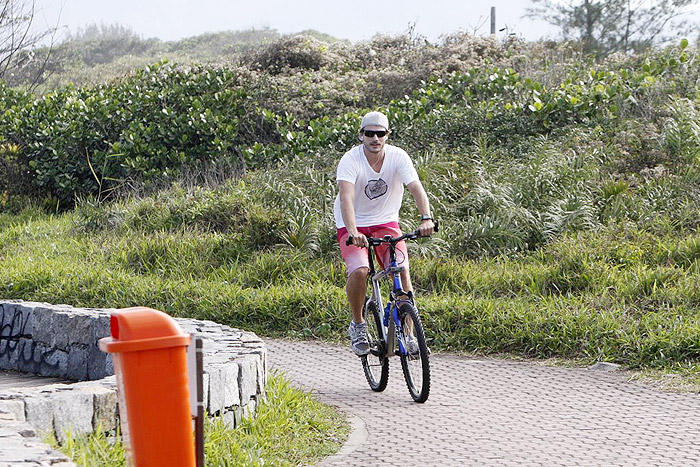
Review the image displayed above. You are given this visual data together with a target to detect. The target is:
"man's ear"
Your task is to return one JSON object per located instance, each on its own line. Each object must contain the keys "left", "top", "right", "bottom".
{"left": 358, "top": 133, "right": 363, "bottom": 142}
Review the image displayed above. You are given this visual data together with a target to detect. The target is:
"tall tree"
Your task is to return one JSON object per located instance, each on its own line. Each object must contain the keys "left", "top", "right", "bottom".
{"left": 1, "top": 0, "right": 56, "bottom": 82}
{"left": 525, "top": 0, "right": 699, "bottom": 56}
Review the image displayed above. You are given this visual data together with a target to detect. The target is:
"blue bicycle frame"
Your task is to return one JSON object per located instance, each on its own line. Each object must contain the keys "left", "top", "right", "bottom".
{"left": 350, "top": 224, "right": 437, "bottom": 403}
{"left": 366, "top": 235, "right": 413, "bottom": 358}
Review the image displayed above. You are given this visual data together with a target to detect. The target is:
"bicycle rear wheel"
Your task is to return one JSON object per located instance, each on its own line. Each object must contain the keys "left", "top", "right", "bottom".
{"left": 398, "top": 302, "right": 430, "bottom": 403}
{"left": 361, "top": 298, "right": 389, "bottom": 392}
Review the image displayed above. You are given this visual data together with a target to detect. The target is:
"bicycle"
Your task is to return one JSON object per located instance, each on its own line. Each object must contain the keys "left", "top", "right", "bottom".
{"left": 346, "top": 221, "right": 438, "bottom": 403}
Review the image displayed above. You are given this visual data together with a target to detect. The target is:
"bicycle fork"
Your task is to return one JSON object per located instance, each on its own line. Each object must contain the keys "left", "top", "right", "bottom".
{"left": 371, "top": 265, "right": 408, "bottom": 358}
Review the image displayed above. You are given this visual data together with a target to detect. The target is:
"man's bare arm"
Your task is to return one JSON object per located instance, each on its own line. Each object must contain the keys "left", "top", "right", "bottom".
{"left": 339, "top": 180, "right": 367, "bottom": 246}
{"left": 407, "top": 180, "right": 435, "bottom": 236}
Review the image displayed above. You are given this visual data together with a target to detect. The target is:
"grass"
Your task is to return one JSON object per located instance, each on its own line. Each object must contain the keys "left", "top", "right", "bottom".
{"left": 1, "top": 104, "right": 699, "bottom": 380}
{"left": 3, "top": 204, "right": 700, "bottom": 377}
{"left": 54, "top": 429, "right": 126, "bottom": 467}
{"left": 628, "top": 365, "right": 700, "bottom": 393}
{"left": 52, "top": 373, "right": 349, "bottom": 467}
{"left": 0, "top": 207, "right": 700, "bottom": 384}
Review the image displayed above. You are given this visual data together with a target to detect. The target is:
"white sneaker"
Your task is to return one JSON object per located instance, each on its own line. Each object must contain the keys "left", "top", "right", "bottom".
{"left": 348, "top": 322, "right": 370, "bottom": 356}
{"left": 405, "top": 335, "right": 419, "bottom": 355}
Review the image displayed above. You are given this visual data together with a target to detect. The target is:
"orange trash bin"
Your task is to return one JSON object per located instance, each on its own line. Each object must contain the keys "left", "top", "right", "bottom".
{"left": 99, "top": 307, "right": 195, "bottom": 467}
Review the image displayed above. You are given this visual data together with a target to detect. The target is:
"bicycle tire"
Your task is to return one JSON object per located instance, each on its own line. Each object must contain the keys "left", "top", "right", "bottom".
{"left": 361, "top": 298, "right": 389, "bottom": 392}
{"left": 398, "top": 302, "right": 430, "bottom": 403}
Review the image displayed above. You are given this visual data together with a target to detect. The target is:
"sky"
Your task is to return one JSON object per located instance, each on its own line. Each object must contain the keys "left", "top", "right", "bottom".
{"left": 32, "top": 0, "right": 564, "bottom": 44}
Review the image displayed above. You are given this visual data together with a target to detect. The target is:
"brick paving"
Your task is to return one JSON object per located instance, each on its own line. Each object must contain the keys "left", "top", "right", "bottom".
{"left": 267, "top": 339, "right": 700, "bottom": 467}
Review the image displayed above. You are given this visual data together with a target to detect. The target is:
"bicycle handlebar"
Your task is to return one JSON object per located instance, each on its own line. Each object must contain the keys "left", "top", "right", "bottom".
{"left": 345, "top": 220, "right": 440, "bottom": 246}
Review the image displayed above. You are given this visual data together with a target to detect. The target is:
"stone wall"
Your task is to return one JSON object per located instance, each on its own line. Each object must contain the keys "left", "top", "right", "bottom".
{"left": 0, "top": 300, "right": 267, "bottom": 465}
{"left": 0, "top": 301, "right": 113, "bottom": 381}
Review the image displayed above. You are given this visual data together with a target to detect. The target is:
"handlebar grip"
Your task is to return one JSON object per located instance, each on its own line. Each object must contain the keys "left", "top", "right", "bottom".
{"left": 418, "top": 219, "right": 439, "bottom": 236}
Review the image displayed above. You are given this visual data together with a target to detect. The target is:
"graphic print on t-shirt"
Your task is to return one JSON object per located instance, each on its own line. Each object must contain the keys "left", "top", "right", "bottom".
{"left": 365, "top": 179, "right": 388, "bottom": 200}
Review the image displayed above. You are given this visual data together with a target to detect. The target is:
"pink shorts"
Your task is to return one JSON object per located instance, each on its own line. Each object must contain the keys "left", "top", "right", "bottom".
{"left": 337, "top": 222, "right": 410, "bottom": 276}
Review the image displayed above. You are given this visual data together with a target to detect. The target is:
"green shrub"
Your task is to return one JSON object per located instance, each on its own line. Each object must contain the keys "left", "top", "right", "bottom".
{"left": 3, "top": 37, "right": 698, "bottom": 209}
{"left": 4, "top": 63, "right": 264, "bottom": 205}
{"left": 241, "top": 35, "right": 351, "bottom": 74}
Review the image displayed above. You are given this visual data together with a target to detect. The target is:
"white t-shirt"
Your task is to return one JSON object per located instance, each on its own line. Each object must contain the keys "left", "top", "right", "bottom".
{"left": 334, "top": 144, "right": 419, "bottom": 228}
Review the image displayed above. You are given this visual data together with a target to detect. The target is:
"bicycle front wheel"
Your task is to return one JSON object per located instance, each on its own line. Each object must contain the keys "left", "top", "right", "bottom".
{"left": 362, "top": 298, "right": 389, "bottom": 392}
{"left": 398, "top": 302, "right": 430, "bottom": 403}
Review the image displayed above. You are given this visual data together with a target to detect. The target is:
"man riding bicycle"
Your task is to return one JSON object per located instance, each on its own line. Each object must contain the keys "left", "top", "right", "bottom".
{"left": 334, "top": 111, "right": 435, "bottom": 356}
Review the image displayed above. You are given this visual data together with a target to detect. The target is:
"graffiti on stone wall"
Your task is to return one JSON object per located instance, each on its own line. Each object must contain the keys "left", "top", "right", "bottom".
{"left": 0, "top": 305, "right": 61, "bottom": 375}
{"left": 0, "top": 304, "right": 30, "bottom": 339}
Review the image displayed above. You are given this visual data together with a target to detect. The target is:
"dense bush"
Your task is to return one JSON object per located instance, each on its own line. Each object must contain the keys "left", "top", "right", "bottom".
{"left": 1, "top": 36, "right": 697, "bottom": 210}
{"left": 241, "top": 35, "right": 352, "bottom": 74}
{"left": 2, "top": 62, "right": 270, "bottom": 204}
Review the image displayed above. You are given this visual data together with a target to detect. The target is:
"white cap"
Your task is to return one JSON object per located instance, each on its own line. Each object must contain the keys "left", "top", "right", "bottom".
{"left": 361, "top": 111, "right": 389, "bottom": 131}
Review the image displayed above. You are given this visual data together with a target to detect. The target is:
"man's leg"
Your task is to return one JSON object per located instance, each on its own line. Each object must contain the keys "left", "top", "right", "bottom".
{"left": 347, "top": 267, "right": 369, "bottom": 323}
{"left": 400, "top": 268, "right": 413, "bottom": 295}
{"left": 347, "top": 267, "right": 370, "bottom": 356}
{"left": 339, "top": 230, "right": 371, "bottom": 356}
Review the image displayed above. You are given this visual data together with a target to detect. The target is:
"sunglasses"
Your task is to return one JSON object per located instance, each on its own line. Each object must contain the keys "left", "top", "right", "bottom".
{"left": 362, "top": 130, "right": 388, "bottom": 138}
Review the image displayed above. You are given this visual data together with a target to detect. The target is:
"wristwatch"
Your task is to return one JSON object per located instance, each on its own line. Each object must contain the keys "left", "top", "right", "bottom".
{"left": 420, "top": 214, "right": 432, "bottom": 221}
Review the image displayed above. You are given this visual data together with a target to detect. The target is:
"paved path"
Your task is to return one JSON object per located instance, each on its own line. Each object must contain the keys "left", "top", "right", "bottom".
{"left": 0, "top": 369, "right": 68, "bottom": 390}
{"left": 267, "top": 339, "right": 700, "bottom": 467}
